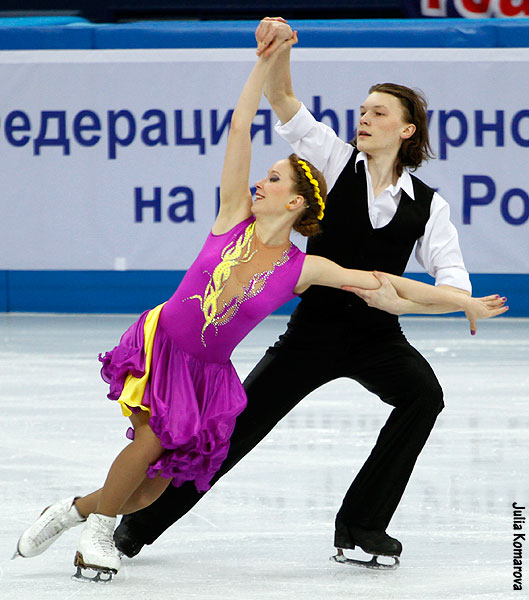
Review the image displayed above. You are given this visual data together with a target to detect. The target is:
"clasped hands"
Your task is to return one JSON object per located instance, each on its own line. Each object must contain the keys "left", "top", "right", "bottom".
{"left": 255, "top": 17, "right": 297, "bottom": 57}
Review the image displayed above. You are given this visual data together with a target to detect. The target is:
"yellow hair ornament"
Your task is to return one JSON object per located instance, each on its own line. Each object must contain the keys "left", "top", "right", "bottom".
{"left": 297, "top": 160, "right": 325, "bottom": 220}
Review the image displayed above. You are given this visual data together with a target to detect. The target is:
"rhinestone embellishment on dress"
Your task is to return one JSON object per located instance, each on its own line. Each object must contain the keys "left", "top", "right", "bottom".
{"left": 186, "top": 222, "right": 291, "bottom": 346}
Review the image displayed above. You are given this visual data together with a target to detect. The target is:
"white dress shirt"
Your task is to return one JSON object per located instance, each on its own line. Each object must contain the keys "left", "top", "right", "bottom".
{"left": 275, "top": 103, "right": 471, "bottom": 292}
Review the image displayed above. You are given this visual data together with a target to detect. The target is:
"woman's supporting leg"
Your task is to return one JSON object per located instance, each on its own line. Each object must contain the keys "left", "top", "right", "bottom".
{"left": 16, "top": 409, "right": 169, "bottom": 560}
{"left": 73, "top": 410, "right": 171, "bottom": 577}
{"left": 73, "top": 473, "right": 173, "bottom": 517}
{"left": 74, "top": 472, "right": 174, "bottom": 579}
{"left": 120, "top": 474, "right": 173, "bottom": 514}
{"left": 75, "top": 410, "right": 166, "bottom": 518}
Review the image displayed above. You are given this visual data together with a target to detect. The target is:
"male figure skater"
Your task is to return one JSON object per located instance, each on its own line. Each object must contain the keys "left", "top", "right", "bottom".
{"left": 114, "top": 19, "right": 475, "bottom": 565}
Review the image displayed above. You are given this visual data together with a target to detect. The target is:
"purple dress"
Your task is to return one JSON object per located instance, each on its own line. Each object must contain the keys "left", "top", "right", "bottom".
{"left": 99, "top": 217, "right": 305, "bottom": 492}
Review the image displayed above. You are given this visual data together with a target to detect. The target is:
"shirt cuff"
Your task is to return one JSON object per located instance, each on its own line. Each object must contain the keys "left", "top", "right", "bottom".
{"left": 435, "top": 268, "right": 472, "bottom": 293}
{"left": 274, "top": 103, "right": 316, "bottom": 144}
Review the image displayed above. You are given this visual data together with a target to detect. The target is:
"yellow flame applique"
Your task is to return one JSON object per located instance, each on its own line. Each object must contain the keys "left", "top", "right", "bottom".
{"left": 186, "top": 221, "right": 290, "bottom": 347}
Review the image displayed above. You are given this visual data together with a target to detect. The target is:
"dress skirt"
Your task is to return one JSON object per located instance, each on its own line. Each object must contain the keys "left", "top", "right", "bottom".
{"left": 98, "top": 305, "right": 247, "bottom": 492}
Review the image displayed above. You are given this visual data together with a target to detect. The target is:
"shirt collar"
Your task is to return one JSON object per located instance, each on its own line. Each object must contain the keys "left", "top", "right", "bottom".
{"left": 354, "top": 151, "right": 415, "bottom": 200}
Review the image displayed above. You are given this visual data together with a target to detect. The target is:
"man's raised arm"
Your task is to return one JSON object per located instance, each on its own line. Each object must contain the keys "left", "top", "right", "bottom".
{"left": 256, "top": 18, "right": 300, "bottom": 124}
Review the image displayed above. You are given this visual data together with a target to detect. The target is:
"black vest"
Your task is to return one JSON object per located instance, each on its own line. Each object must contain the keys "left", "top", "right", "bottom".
{"left": 297, "top": 149, "right": 434, "bottom": 329}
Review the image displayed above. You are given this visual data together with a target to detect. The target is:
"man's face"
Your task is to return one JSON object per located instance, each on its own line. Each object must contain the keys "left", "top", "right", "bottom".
{"left": 356, "top": 91, "right": 414, "bottom": 156}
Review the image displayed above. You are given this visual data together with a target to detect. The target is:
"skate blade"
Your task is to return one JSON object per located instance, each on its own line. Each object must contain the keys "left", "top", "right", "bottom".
{"left": 12, "top": 540, "right": 26, "bottom": 560}
{"left": 72, "top": 566, "right": 114, "bottom": 583}
{"left": 330, "top": 549, "right": 400, "bottom": 570}
{"left": 72, "top": 552, "right": 117, "bottom": 583}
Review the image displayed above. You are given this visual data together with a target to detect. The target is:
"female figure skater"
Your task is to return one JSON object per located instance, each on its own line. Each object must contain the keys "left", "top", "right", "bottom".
{"left": 14, "top": 36, "right": 507, "bottom": 582}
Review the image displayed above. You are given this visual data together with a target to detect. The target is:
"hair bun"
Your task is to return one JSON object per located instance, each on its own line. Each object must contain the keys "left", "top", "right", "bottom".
{"left": 293, "top": 218, "right": 320, "bottom": 237}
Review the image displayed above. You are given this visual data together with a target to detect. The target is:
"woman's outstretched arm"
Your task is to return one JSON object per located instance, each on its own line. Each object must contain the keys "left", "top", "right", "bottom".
{"left": 343, "top": 272, "right": 475, "bottom": 316}
{"left": 295, "top": 255, "right": 509, "bottom": 334}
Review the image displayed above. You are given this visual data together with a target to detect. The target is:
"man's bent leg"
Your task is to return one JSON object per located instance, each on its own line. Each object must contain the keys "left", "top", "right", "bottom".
{"left": 335, "top": 334, "right": 444, "bottom": 552}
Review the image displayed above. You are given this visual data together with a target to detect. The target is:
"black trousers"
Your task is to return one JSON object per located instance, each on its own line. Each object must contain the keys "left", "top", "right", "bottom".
{"left": 118, "top": 311, "right": 444, "bottom": 545}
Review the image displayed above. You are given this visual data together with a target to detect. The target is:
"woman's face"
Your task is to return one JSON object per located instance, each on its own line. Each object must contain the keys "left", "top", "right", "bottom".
{"left": 252, "top": 159, "right": 296, "bottom": 216}
{"left": 356, "top": 91, "right": 415, "bottom": 156}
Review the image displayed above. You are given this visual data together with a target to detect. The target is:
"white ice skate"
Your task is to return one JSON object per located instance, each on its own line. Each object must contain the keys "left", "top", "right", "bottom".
{"left": 72, "top": 513, "right": 121, "bottom": 583}
{"left": 14, "top": 496, "right": 86, "bottom": 559}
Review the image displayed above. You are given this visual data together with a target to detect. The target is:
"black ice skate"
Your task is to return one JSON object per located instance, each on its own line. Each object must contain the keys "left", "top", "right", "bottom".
{"left": 114, "top": 520, "right": 144, "bottom": 558}
{"left": 330, "top": 522, "right": 402, "bottom": 570}
{"left": 330, "top": 548, "right": 400, "bottom": 570}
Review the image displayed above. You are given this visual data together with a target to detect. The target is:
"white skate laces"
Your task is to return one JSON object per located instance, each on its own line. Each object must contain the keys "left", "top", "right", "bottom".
{"left": 14, "top": 496, "right": 86, "bottom": 559}
{"left": 73, "top": 513, "right": 121, "bottom": 582}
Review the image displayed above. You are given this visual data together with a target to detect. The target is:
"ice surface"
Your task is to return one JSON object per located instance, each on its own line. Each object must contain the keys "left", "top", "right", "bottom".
{"left": 1, "top": 314, "right": 527, "bottom": 599}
